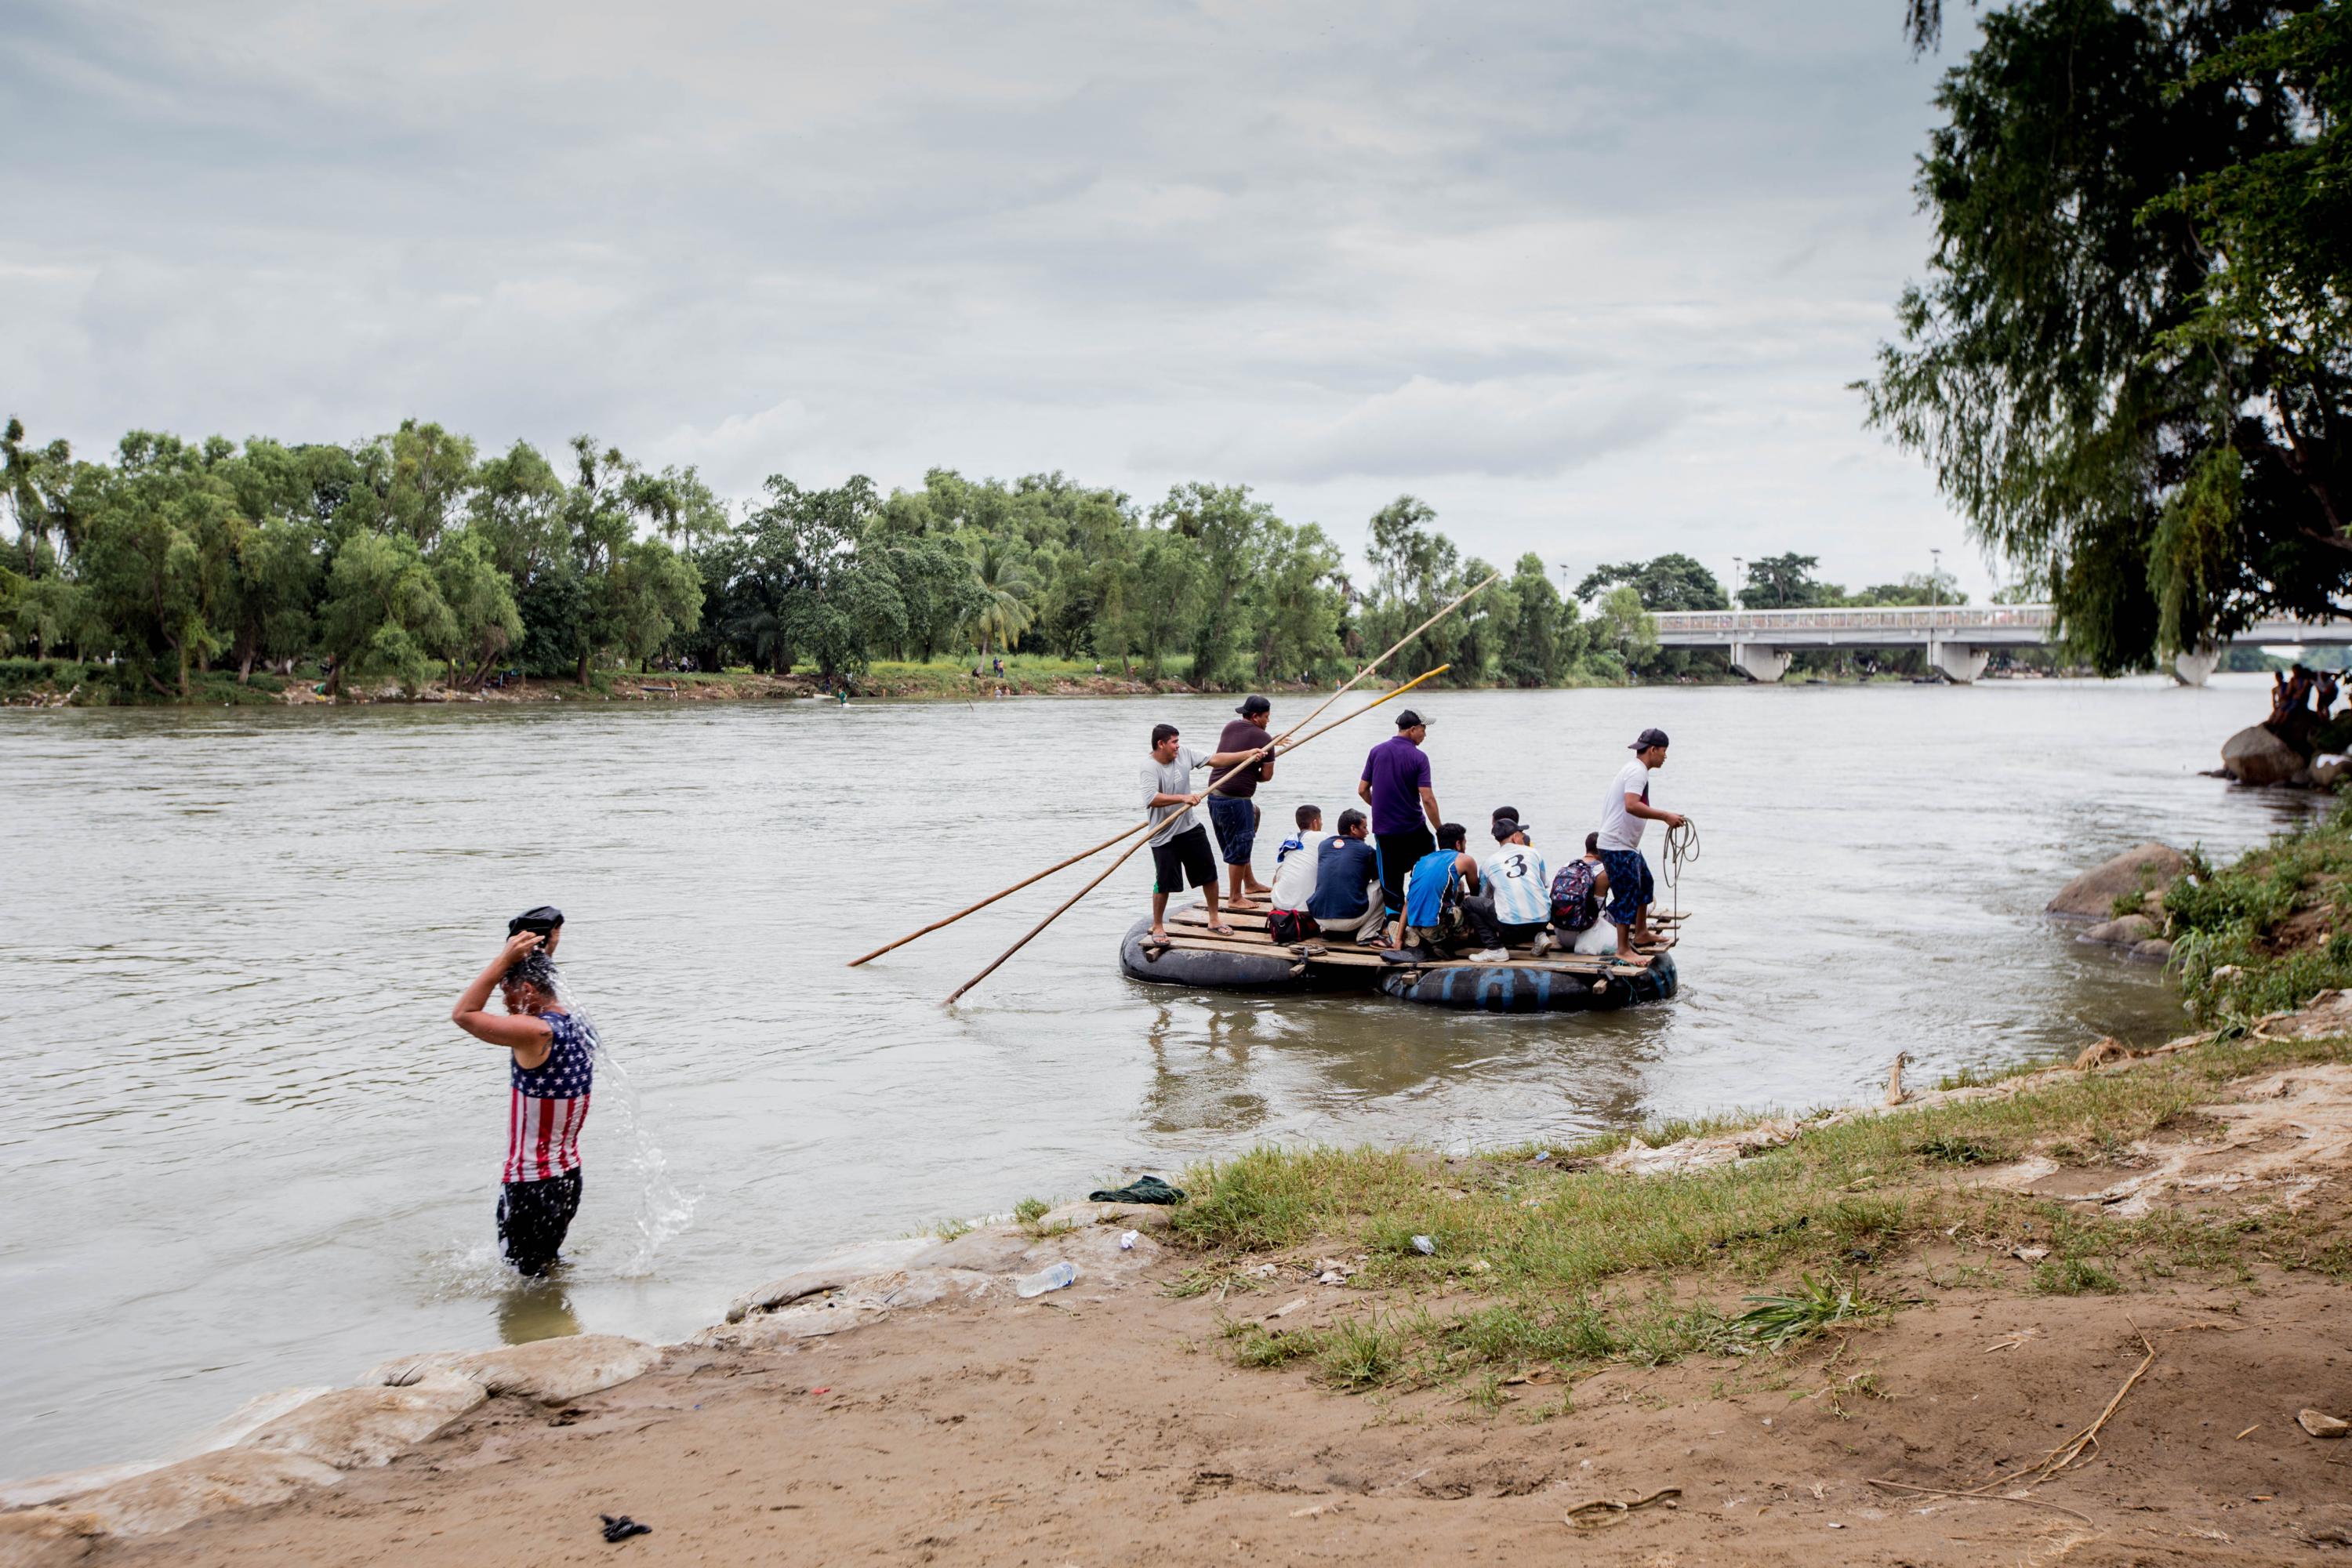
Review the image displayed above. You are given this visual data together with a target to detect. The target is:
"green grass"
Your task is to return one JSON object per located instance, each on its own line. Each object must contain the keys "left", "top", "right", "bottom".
{"left": 1171, "top": 1027, "right": 2352, "bottom": 1399}
{"left": 2162, "top": 808, "right": 2352, "bottom": 1021}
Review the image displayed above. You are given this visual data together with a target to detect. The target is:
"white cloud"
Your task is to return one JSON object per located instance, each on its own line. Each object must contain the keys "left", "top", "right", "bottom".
{"left": 0, "top": 0, "right": 1991, "bottom": 593}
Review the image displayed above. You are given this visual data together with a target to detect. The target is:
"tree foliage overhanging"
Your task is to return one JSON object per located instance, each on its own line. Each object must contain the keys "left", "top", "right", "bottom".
{"left": 0, "top": 419, "right": 1659, "bottom": 698}
{"left": 1865, "top": 0, "right": 2350, "bottom": 673}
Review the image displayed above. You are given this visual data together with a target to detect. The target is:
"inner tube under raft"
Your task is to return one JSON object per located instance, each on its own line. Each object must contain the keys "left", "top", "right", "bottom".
{"left": 1379, "top": 951, "right": 1678, "bottom": 1013}
{"left": 1118, "top": 916, "right": 1375, "bottom": 993}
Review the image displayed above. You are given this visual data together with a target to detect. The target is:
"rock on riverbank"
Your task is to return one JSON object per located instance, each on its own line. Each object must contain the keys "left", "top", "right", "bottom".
{"left": 2223, "top": 723, "right": 2310, "bottom": 785}
{"left": 2045, "top": 841, "right": 2186, "bottom": 921}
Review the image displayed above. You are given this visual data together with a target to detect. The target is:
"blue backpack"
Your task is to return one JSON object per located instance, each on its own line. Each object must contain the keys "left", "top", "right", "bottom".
{"left": 1550, "top": 859, "right": 1600, "bottom": 931}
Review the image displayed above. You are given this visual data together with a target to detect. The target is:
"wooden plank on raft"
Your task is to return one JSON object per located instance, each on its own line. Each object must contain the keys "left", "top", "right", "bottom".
{"left": 1154, "top": 933, "right": 1646, "bottom": 978}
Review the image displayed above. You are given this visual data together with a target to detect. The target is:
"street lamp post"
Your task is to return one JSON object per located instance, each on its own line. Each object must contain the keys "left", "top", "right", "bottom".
{"left": 1930, "top": 548, "right": 1942, "bottom": 613}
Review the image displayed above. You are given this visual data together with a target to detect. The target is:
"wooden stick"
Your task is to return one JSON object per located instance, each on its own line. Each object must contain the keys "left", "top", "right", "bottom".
{"left": 1864, "top": 1479, "right": 2093, "bottom": 1526}
{"left": 943, "top": 663, "right": 1457, "bottom": 1005}
{"left": 851, "top": 574, "right": 1494, "bottom": 967}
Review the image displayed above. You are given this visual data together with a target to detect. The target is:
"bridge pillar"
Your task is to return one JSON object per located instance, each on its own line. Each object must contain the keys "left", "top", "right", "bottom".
{"left": 2173, "top": 646, "right": 2219, "bottom": 687}
{"left": 1928, "top": 638, "right": 1988, "bottom": 684}
{"left": 1729, "top": 641, "right": 1791, "bottom": 683}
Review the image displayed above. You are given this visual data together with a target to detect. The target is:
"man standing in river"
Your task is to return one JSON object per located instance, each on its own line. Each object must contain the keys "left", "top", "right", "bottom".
{"left": 452, "top": 922, "right": 597, "bottom": 1277}
{"left": 1359, "top": 709, "right": 1442, "bottom": 945}
{"left": 1597, "top": 727, "right": 1685, "bottom": 969}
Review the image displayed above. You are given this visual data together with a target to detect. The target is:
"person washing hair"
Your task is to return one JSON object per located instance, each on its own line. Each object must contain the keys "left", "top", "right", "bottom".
{"left": 452, "top": 916, "right": 596, "bottom": 1277}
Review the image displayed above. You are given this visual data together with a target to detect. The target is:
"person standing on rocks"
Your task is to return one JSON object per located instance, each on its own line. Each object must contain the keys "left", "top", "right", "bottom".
{"left": 452, "top": 923, "right": 597, "bottom": 1277}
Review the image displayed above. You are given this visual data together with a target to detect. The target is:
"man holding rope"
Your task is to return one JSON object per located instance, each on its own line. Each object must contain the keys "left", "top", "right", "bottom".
{"left": 1142, "top": 722, "right": 1277, "bottom": 943}
{"left": 1597, "top": 727, "right": 1684, "bottom": 969}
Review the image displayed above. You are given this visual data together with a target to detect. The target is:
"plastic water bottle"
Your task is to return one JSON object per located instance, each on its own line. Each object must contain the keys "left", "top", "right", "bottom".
{"left": 1016, "top": 1261, "right": 1080, "bottom": 1298}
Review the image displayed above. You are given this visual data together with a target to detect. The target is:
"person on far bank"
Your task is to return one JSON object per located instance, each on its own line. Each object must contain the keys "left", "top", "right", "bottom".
{"left": 1142, "top": 722, "right": 1276, "bottom": 942}
{"left": 1207, "top": 695, "right": 1279, "bottom": 909}
{"left": 451, "top": 926, "right": 597, "bottom": 1278}
{"left": 1463, "top": 816, "right": 1551, "bottom": 963}
{"left": 1359, "top": 709, "right": 1442, "bottom": 945}
{"left": 1598, "top": 727, "right": 1686, "bottom": 969}
{"left": 1305, "top": 808, "right": 1392, "bottom": 946}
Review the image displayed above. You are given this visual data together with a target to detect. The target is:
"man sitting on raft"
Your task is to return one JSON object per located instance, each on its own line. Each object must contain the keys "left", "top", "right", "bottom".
{"left": 1142, "top": 722, "right": 1277, "bottom": 942}
{"left": 451, "top": 915, "right": 597, "bottom": 1277}
{"left": 1265, "top": 804, "right": 1323, "bottom": 946}
{"left": 1597, "top": 727, "right": 1686, "bottom": 968}
{"left": 1385, "top": 822, "right": 1481, "bottom": 963}
{"left": 1462, "top": 816, "right": 1552, "bottom": 964}
{"left": 1303, "top": 808, "right": 1391, "bottom": 946}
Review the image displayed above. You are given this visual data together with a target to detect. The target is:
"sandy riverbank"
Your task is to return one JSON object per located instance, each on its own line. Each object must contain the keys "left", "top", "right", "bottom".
{"left": 11, "top": 1001, "right": 2352, "bottom": 1566}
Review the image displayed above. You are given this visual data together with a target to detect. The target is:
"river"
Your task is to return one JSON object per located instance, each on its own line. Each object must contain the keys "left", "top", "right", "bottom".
{"left": 0, "top": 675, "right": 2319, "bottom": 1475}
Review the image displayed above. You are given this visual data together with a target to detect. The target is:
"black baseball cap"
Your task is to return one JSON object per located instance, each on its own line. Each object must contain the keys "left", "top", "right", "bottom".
{"left": 1493, "top": 818, "right": 1531, "bottom": 841}
{"left": 507, "top": 906, "right": 564, "bottom": 938}
{"left": 1631, "top": 727, "right": 1670, "bottom": 751}
{"left": 1395, "top": 709, "right": 1432, "bottom": 730}
{"left": 1236, "top": 695, "right": 1270, "bottom": 717}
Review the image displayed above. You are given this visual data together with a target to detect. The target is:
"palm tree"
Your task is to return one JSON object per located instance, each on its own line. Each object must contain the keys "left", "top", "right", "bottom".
{"left": 2, "top": 419, "right": 67, "bottom": 574}
{"left": 967, "top": 539, "right": 1033, "bottom": 658}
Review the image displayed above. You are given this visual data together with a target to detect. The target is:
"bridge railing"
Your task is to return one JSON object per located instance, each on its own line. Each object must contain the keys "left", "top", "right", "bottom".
{"left": 1652, "top": 605, "right": 2057, "bottom": 634}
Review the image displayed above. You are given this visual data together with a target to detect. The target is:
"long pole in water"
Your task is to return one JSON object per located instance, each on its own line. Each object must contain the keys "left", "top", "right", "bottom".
{"left": 848, "top": 570, "right": 1500, "bottom": 969}
{"left": 942, "top": 663, "right": 1452, "bottom": 1006}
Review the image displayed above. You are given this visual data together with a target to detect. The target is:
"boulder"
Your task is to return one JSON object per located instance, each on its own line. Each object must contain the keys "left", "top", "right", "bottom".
{"left": 2046, "top": 842, "right": 2187, "bottom": 920}
{"left": 2079, "top": 914, "right": 2158, "bottom": 946}
{"left": 364, "top": 1335, "right": 663, "bottom": 1406}
{"left": 74, "top": 1449, "right": 342, "bottom": 1539}
{"left": 2132, "top": 938, "right": 2176, "bottom": 964}
{"left": 236, "top": 1372, "right": 484, "bottom": 1468}
{"left": 2314, "top": 753, "right": 2352, "bottom": 789}
{"left": 2223, "top": 724, "right": 2309, "bottom": 785}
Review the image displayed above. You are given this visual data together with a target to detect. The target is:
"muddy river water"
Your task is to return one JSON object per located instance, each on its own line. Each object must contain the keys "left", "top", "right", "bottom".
{"left": 0, "top": 674, "right": 2320, "bottom": 1473}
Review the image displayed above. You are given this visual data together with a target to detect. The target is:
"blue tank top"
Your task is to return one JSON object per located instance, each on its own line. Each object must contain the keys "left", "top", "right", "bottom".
{"left": 1404, "top": 850, "right": 1463, "bottom": 927}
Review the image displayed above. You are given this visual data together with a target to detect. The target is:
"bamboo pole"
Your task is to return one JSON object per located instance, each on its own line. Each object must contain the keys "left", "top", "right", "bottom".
{"left": 849, "top": 571, "right": 1497, "bottom": 968}
{"left": 942, "top": 663, "right": 1453, "bottom": 1005}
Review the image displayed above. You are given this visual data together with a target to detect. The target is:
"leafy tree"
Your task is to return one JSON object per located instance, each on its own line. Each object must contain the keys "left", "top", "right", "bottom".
{"left": 225, "top": 519, "right": 323, "bottom": 681}
{"left": 1588, "top": 586, "right": 1661, "bottom": 673}
{"left": 316, "top": 530, "right": 456, "bottom": 697}
{"left": 877, "top": 531, "right": 985, "bottom": 661}
{"left": 1250, "top": 521, "right": 1346, "bottom": 681}
{"left": 3, "top": 418, "right": 73, "bottom": 573}
{"left": 964, "top": 534, "right": 1034, "bottom": 658}
{"left": 73, "top": 437, "right": 247, "bottom": 695}
{"left": 1864, "top": 0, "right": 2343, "bottom": 671}
{"left": 1575, "top": 552, "right": 1728, "bottom": 611}
{"left": 339, "top": 420, "right": 478, "bottom": 550}
{"left": 1738, "top": 552, "right": 1830, "bottom": 608}
{"left": 1497, "top": 552, "right": 1585, "bottom": 686}
{"left": 469, "top": 441, "right": 570, "bottom": 583}
{"left": 432, "top": 527, "right": 525, "bottom": 686}
{"left": 1152, "top": 481, "right": 1278, "bottom": 687}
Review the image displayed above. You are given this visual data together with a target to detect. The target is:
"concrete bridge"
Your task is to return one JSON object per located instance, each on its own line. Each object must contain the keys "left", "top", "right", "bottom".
{"left": 1650, "top": 605, "right": 2352, "bottom": 684}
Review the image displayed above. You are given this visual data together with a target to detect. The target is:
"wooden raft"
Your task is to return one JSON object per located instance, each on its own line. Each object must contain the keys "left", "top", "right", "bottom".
{"left": 1160, "top": 904, "right": 1682, "bottom": 981}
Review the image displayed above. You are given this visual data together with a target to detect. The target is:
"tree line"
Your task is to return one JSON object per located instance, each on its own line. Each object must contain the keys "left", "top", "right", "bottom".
{"left": 0, "top": 419, "right": 1686, "bottom": 698}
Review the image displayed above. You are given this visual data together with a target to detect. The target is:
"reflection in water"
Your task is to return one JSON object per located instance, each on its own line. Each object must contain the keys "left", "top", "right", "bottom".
{"left": 497, "top": 1282, "right": 583, "bottom": 1345}
{"left": 0, "top": 677, "right": 2328, "bottom": 1474}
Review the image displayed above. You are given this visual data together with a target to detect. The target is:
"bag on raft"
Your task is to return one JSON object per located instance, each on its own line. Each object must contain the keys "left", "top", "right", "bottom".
{"left": 1550, "top": 860, "right": 1601, "bottom": 932}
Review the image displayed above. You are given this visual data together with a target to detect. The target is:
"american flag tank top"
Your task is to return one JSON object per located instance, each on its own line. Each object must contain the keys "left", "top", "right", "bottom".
{"left": 504, "top": 1010, "right": 595, "bottom": 1184}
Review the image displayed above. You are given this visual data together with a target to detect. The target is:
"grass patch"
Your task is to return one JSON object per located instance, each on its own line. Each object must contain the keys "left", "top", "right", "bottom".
{"left": 1173, "top": 1027, "right": 2352, "bottom": 1398}
{"left": 2165, "top": 808, "right": 2352, "bottom": 1021}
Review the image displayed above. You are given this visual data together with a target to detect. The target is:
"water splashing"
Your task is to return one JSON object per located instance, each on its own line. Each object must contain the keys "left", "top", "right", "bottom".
{"left": 548, "top": 971, "right": 700, "bottom": 1276}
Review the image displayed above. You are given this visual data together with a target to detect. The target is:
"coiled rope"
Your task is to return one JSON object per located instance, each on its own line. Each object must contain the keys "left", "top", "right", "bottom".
{"left": 1661, "top": 816, "right": 1700, "bottom": 920}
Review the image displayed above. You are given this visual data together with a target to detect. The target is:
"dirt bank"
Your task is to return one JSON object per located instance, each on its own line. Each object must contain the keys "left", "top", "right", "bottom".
{"left": 12, "top": 1018, "right": 2350, "bottom": 1567}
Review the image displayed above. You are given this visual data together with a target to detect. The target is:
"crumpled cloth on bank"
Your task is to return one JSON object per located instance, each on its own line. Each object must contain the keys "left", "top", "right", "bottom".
{"left": 1087, "top": 1175, "right": 1187, "bottom": 1205}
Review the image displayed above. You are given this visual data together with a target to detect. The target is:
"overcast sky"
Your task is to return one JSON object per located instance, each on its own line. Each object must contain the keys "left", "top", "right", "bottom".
{"left": 4, "top": 0, "right": 1999, "bottom": 597}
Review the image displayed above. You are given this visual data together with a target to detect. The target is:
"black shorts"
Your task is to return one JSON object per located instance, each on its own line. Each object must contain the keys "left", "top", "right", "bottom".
{"left": 1374, "top": 826, "right": 1436, "bottom": 916}
{"left": 497, "top": 1167, "right": 582, "bottom": 1277}
{"left": 1151, "top": 824, "right": 1218, "bottom": 894}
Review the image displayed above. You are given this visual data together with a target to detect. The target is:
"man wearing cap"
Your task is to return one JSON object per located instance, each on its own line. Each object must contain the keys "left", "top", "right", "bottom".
{"left": 1597, "top": 728, "right": 1685, "bottom": 968}
{"left": 1463, "top": 818, "right": 1551, "bottom": 963}
{"left": 1359, "top": 709, "right": 1443, "bottom": 945}
{"left": 1207, "top": 695, "right": 1279, "bottom": 910}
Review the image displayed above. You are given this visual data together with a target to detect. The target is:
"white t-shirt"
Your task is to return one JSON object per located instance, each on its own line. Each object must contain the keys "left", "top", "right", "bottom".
{"left": 1597, "top": 758, "right": 1652, "bottom": 851}
{"left": 1269, "top": 837, "right": 1319, "bottom": 911}
{"left": 1479, "top": 842, "right": 1550, "bottom": 925}
{"left": 1141, "top": 746, "right": 1209, "bottom": 846}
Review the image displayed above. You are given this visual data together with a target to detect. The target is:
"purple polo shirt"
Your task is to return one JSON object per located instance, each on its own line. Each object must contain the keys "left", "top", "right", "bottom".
{"left": 1360, "top": 735, "right": 1433, "bottom": 834}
